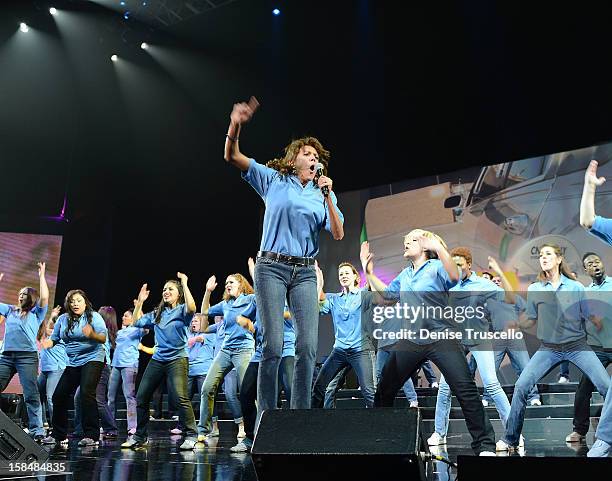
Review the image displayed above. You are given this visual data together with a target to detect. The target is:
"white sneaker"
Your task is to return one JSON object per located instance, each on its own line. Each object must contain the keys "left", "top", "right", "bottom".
{"left": 179, "top": 439, "right": 196, "bottom": 450}
{"left": 431, "top": 382, "right": 439, "bottom": 389}
{"left": 496, "top": 439, "right": 513, "bottom": 451}
{"left": 565, "top": 431, "right": 586, "bottom": 443}
{"left": 230, "top": 441, "right": 252, "bottom": 453}
{"left": 170, "top": 428, "right": 182, "bottom": 435}
{"left": 409, "top": 401, "right": 419, "bottom": 408}
{"left": 558, "top": 376, "right": 569, "bottom": 383}
{"left": 482, "top": 399, "right": 489, "bottom": 407}
{"left": 427, "top": 432, "right": 447, "bottom": 446}
{"left": 519, "top": 435, "right": 525, "bottom": 448}
{"left": 529, "top": 399, "right": 542, "bottom": 406}
{"left": 208, "top": 428, "right": 220, "bottom": 438}
{"left": 479, "top": 451, "right": 496, "bottom": 456}
{"left": 172, "top": 415, "right": 179, "bottom": 421}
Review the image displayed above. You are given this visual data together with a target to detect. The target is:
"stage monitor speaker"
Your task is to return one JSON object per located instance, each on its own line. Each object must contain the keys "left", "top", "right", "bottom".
{"left": 457, "top": 454, "right": 612, "bottom": 479}
{"left": 0, "top": 407, "right": 49, "bottom": 469}
{"left": 251, "top": 407, "right": 426, "bottom": 481}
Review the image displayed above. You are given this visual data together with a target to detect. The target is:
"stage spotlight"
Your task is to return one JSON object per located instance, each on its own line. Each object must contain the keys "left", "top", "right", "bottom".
{"left": 141, "top": 42, "right": 149, "bottom": 50}
{"left": 120, "top": 1, "right": 126, "bottom": 5}
{"left": 272, "top": 8, "right": 280, "bottom": 16}
{"left": 123, "top": 11, "right": 130, "bottom": 20}
{"left": 49, "top": 7, "right": 57, "bottom": 16}
{"left": 19, "top": 22, "right": 29, "bottom": 33}
{"left": 111, "top": 54, "right": 118, "bottom": 62}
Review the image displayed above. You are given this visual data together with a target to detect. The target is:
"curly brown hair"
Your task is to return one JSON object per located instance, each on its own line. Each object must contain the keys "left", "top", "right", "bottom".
{"left": 222, "top": 274, "right": 254, "bottom": 301}
{"left": 266, "top": 137, "right": 330, "bottom": 175}
{"left": 450, "top": 247, "right": 473, "bottom": 266}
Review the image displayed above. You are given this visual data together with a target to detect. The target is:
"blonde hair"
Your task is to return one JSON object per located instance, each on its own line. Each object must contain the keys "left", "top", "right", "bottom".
{"left": 404, "top": 229, "right": 448, "bottom": 259}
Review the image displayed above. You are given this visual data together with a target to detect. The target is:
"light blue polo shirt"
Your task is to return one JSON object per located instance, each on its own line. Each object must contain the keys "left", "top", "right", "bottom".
{"left": 585, "top": 276, "right": 612, "bottom": 349}
{"left": 40, "top": 341, "right": 67, "bottom": 371}
{"left": 384, "top": 259, "right": 459, "bottom": 345}
{"left": 188, "top": 331, "right": 216, "bottom": 376}
{"left": 242, "top": 159, "right": 344, "bottom": 257}
{"left": 526, "top": 275, "right": 589, "bottom": 344}
{"left": 208, "top": 294, "right": 255, "bottom": 351}
{"left": 589, "top": 216, "right": 612, "bottom": 246}
{"left": 450, "top": 272, "right": 505, "bottom": 346}
{"left": 487, "top": 295, "right": 527, "bottom": 332}
{"left": 133, "top": 304, "right": 194, "bottom": 362}
{"left": 320, "top": 287, "right": 373, "bottom": 351}
{"left": 50, "top": 312, "right": 108, "bottom": 367}
{"left": 0, "top": 303, "right": 48, "bottom": 353}
{"left": 112, "top": 326, "right": 146, "bottom": 368}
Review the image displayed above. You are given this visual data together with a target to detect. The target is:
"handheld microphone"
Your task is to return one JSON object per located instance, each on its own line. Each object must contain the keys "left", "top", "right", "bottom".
{"left": 315, "top": 162, "right": 329, "bottom": 197}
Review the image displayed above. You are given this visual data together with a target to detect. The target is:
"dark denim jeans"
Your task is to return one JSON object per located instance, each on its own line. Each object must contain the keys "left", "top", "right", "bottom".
{"left": 134, "top": 357, "right": 197, "bottom": 442}
{"left": 312, "top": 348, "right": 376, "bottom": 408}
{"left": 51, "top": 361, "right": 104, "bottom": 441}
{"left": 38, "top": 369, "right": 64, "bottom": 425}
{"left": 0, "top": 351, "right": 45, "bottom": 436}
{"left": 277, "top": 355, "right": 294, "bottom": 406}
{"left": 254, "top": 257, "right": 318, "bottom": 417}
{"left": 376, "top": 348, "right": 418, "bottom": 402}
{"left": 572, "top": 349, "right": 612, "bottom": 435}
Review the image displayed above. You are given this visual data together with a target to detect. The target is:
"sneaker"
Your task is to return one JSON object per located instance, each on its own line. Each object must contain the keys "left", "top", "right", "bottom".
{"left": 430, "top": 382, "right": 439, "bottom": 389}
{"left": 529, "top": 399, "right": 542, "bottom": 406}
{"left": 172, "top": 415, "right": 179, "bottom": 421}
{"left": 179, "top": 439, "right": 197, "bottom": 450}
{"left": 230, "top": 440, "right": 252, "bottom": 453}
{"left": 102, "top": 432, "right": 118, "bottom": 439}
{"left": 170, "top": 428, "right": 183, "bottom": 435}
{"left": 197, "top": 434, "right": 207, "bottom": 444}
{"left": 482, "top": 399, "right": 489, "bottom": 407}
{"left": 207, "top": 428, "right": 220, "bottom": 438}
{"left": 237, "top": 424, "right": 246, "bottom": 439}
{"left": 33, "top": 435, "right": 45, "bottom": 443}
{"left": 587, "top": 439, "right": 612, "bottom": 457}
{"left": 121, "top": 437, "right": 148, "bottom": 449}
{"left": 479, "top": 451, "right": 496, "bottom": 456}
{"left": 427, "top": 432, "right": 447, "bottom": 446}
{"left": 42, "top": 435, "right": 58, "bottom": 445}
{"left": 558, "top": 376, "right": 570, "bottom": 383}
{"left": 519, "top": 435, "right": 525, "bottom": 448}
{"left": 565, "top": 431, "right": 586, "bottom": 443}
{"left": 409, "top": 401, "right": 419, "bottom": 408}
{"left": 78, "top": 438, "right": 99, "bottom": 447}
{"left": 43, "top": 422, "right": 49, "bottom": 428}
{"left": 496, "top": 439, "right": 514, "bottom": 451}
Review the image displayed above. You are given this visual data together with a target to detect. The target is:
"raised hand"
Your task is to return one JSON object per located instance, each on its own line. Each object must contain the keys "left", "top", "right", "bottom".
{"left": 360, "top": 241, "right": 374, "bottom": 274}
{"left": 488, "top": 256, "right": 503, "bottom": 275}
{"left": 37, "top": 262, "right": 46, "bottom": 278}
{"left": 50, "top": 305, "right": 62, "bottom": 320}
{"left": 585, "top": 160, "right": 606, "bottom": 188}
{"left": 177, "top": 272, "right": 188, "bottom": 283}
{"left": 137, "top": 284, "right": 150, "bottom": 304}
{"left": 230, "top": 96, "right": 260, "bottom": 125}
{"left": 417, "top": 233, "right": 443, "bottom": 255}
{"left": 82, "top": 323, "right": 93, "bottom": 339}
{"left": 247, "top": 257, "right": 255, "bottom": 279}
{"left": 205, "top": 276, "right": 218, "bottom": 293}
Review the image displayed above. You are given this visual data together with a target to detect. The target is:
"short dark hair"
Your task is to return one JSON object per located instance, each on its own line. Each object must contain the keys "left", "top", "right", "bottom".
{"left": 582, "top": 252, "right": 601, "bottom": 264}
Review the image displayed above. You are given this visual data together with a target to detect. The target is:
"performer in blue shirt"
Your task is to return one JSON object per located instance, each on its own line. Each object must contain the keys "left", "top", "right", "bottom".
{"left": 0, "top": 262, "right": 49, "bottom": 442}
{"left": 224, "top": 97, "right": 344, "bottom": 420}
{"left": 121, "top": 273, "right": 198, "bottom": 450}
{"left": 41, "top": 289, "right": 108, "bottom": 447}
{"left": 498, "top": 243, "right": 610, "bottom": 451}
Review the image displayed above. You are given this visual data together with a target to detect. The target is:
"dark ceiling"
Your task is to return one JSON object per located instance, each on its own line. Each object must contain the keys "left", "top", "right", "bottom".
{"left": 2, "top": 0, "right": 612, "bottom": 307}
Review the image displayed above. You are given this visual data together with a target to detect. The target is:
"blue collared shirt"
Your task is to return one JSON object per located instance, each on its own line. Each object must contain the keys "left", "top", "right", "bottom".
{"left": 450, "top": 272, "right": 505, "bottom": 345}
{"left": 589, "top": 216, "right": 612, "bottom": 246}
{"left": 208, "top": 294, "right": 255, "bottom": 351}
{"left": 0, "top": 303, "right": 48, "bottom": 353}
{"left": 487, "top": 295, "right": 527, "bottom": 332}
{"left": 188, "top": 331, "right": 216, "bottom": 376}
{"left": 384, "top": 259, "right": 459, "bottom": 345}
{"left": 320, "top": 287, "right": 373, "bottom": 350}
{"left": 242, "top": 159, "right": 344, "bottom": 257}
{"left": 585, "top": 276, "right": 612, "bottom": 349}
{"left": 50, "top": 312, "right": 108, "bottom": 367}
{"left": 526, "top": 275, "right": 589, "bottom": 344}
{"left": 134, "top": 304, "right": 194, "bottom": 362}
{"left": 39, "top": 341, "right": 67, "bottom": 371}
{"left": 112, "top": 326, "right": 146, "bottom": 368}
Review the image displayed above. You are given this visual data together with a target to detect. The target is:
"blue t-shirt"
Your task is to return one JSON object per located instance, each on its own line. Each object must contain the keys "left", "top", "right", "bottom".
{"left": 320, "top": 287, "right": 373, "bottom": 351}
{"left": 250, "top": 318, "right": 264, "bottom": 363}
{"left": 526, "top": 275, "right": 589, "bottom": 345}
{"left": 282, "top": 317, "right": 296, "bottom": 358}
{"left": 39, "top": 341, "right": 67, "bottom": 371}
{"left": 112, "top": 326, "right": 146, "bottom": 368}
{"left": 487, "top": 295, "right": 527, "bottom": 332}
{"left": 242, "top": 159, "right": 344, "bottom": 257}
{"left": 384, "top": 259, "right": 459, "bottom": 345}
{"left": 134, "top": 304, "right": 194, "bottom": 362}
{"left": 208, "top": 294, "right": 255, "bottom": 351}
{"left": 450, "top": 272, "right": 505, "bottom": 346}
{"left": 188, "top": 331, "right": 216, "bottom": 376}
{"left": 585, "top": 276, "right": 612, "bottom": 349}
{"left": 50, "top": 312, "right": 108, "bottom": 367}
{"left": 0, "top": 303, "right": 48, "bottom": 353}
{"left": 589, "top": 216, "right": 612, "bottom": 246}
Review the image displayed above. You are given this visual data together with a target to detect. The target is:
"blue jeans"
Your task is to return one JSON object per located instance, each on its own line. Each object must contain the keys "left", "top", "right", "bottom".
{"left": 223, "top": 368, "right": 244, "bottom": 422}
{"left": 420, "top": 360, "right": 437, "bottom": 385}
{"left": 278, "top": 355, "right": 294, "bottom": 406}
{"left": 482, "top": 337, "right": 540, "bottom": 404}
{"left": 254, "top": 257, "right": 319, "bottom": 417}
{"left": 312, "top": 348, "right": 376, "bottom": 408}
{"left": 108, "top": 366, "right": 138, "bottom": 433}
{"left": 38, "top": 369, "right": 64, "bottom": 424}
{"left": 323, "top": 365, "right": 350, "bottom": 408}
{"left": 198, "top": 348, "right": 252, "bottom": 434}
{"left": 504, "top": 345, "right": 611, "bottom": 446}
{"left": 435, "top": 347, "right": 511, "bottom": 437}
{"left": 376, "top": 349, "right": 418, "bottom": 402}
{"left": 559, "top": 360, "right": 570, "bottom": 379}
{"left": 74, "top": 363, "right": 117, "bottom": 435}
{"left": 0, "top": 351, "right": 44, "bottom": 436}
{"left": 596, "top": 374, "right": 612, "bottom": 445}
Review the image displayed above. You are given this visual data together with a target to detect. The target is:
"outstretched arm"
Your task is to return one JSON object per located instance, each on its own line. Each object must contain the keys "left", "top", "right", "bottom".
{"left": 580, "top": 160, "right": 606, "bottom": 229}
{"left": 360, "top": 241, "right": 388, "bottom": 293}
{"left": 224, "top": 96, "right": 260, "bottom": 171}
{"left": 488, "top": 257, "right": 516, "bottom": 304}
{"left": 201, "top": 276, "right": 217, "bottom": 316}
{"left": 177, "top": 272, "right": 196, "bottom": 314}
{"left": 38, "top": 262, "right": 49, "bottom": 308}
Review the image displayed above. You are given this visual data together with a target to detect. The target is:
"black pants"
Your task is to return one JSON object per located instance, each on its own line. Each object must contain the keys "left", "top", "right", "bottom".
{"left": 573, "top": 349, "right": 612, "bottom": 435}
{"left": 240, "top": 362, "right": 259, "bottom": 441}
{"left": 374, "top": 339, "right": 496, "bottom": 454}
{"left": 51, "top": 361, "right": 104, "bottom": 441}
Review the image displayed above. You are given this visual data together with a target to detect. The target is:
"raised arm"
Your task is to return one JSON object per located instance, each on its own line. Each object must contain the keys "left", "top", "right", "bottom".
{"left": 418, "top": 235, "right": 460, "bottom": 282}
{"left": 177, "top": 272, "right": 196, "bottom": 314}
{"left": 224, "top": 96, "right": 260, "bottom": 171}
{"left": 580, "top": 160, "right": 606, "bottom": 229}
{"left": 488, "top": 256, "right": 516, "bottom": 304}
{"left": 360, "top": 241, "right": 388, "bottom": 293}
{"left": 133, "top": 284, "right": 150, "bottom": 322}
{"left": 201, "top": 276, "right": 217, "bottom": 316}
{"left": 38, "top": 262, "right": 49, "bottom": 308}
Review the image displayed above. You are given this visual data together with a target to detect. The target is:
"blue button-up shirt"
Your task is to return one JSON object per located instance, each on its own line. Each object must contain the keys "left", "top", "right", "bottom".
{"left": 50, "top": 312, "right": 109, "bottom": 367}
{"left": 40, "top": 341, "right": 67, "bottom": 372}
{"left": 188, "top": 331, "right": 216, "bottom": 376}
{"left": 585, "top": 276, "right": 612, "bottom": 349}
{"left": 112, "top": 326, "right": 146, "bottom": 368}
{"left": 526, "top": 275, "right": 589, "bottom": 344}
{"left": 208, "top": 294, "right": 255, "bottom": 351}
{"left": 590, "top": 216, "right": 612, "bottom": 246}
{"left": 487, "top": 295, "right": 527, "bottom": 332}
{"left": 242, "top": 159, "right": 344, "bottom": 257}
{"left": 0, "top": 303, "right": 48, "bottom": 353}
{"left": 320, "top": 287, "right": 373, "bottom": 350}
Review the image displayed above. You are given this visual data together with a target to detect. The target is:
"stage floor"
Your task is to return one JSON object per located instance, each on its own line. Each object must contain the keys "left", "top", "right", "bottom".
{"left": 8, "top": 419, "right": 604, "bottom": 481}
